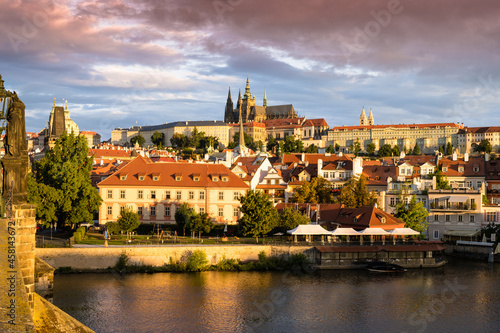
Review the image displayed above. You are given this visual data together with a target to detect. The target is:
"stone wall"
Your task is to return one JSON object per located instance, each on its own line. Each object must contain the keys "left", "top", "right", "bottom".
{"left": 35, "top": 257, "right": 55, "bottom": 302}
{"left": 36, "top": 245, "right": 316, "bottom": 270}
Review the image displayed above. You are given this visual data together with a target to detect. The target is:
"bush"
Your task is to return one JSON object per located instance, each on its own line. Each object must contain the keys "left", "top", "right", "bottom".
{"left": 136, "top": 223, "right": 155, "bottom": 235}
{"left": 115, "top": 252, "right": 129, "bottom": 271}
{"left": 73, "top": 226, "right": 87, "bottom": 243}
{"left": 106, "top": 222, "right": 121, "bottom": 235}
{"left": 215, "top": 257, "right": 239, "bottom": 271}
{"left": 186, "top": 250, "right": 209, "bottom": 271}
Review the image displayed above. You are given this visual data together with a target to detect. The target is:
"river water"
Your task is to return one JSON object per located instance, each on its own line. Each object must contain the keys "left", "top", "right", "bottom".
{"left": 53, "top": 257, "right": 500, "bottom": 333}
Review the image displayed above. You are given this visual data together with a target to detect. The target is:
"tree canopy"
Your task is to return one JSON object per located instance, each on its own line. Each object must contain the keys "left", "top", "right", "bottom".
{"left": 291, "top": 177, "right": 334, "bottom": 203}
{"left": 170, "top": 127, "right": 219, "bottom": 151}
{"left": 275, "top": 207, "right": 310, "bottom": 233}
{"left": 304, "top": 144, "right": 318, "bottom": 153}
{"left": 227, "top": 131, "right": 259, "bottom": 151}
{"left": 377, "top": 144, "right": 393, "bottom": 157}
{"left": 190, "top": 213, "right": 214, "bottom": 239}
{"left": 446, "top": 142, "right": 453, "bottom": 155}
{"left": 474, "top": 139, "right": 492, "bottom": 154}
{"left": 432, "top": 167, "right": 450, "bottom": 189}
{"left": 326, "top": 145, "right": 335, "bottom": 154}
{"left": 175, "top": 203, "right": 196, "bottom": 236}
{"left": 337, "top": 175, "right": 378, "bottom": 208}
{"left": 367, "top": 143, "right": 376, "bottom": 156}
{"left": 151, "top": 131, "right": 165, "bottom": 149}
{"left": 238, "top": 190, "right": 278, "bottom": 242}
{"left": 393, "top": 194, "right": 429, "bottom": 233}
{"left": 412, "top": 143, "right": 421, "bottom": 155}
{"left": 267, "top": 135, "right": 279, "bottom": 154}
{"left": 117, "top": 207, "right": 140, "bottom": 239}
{"left": 130, "top": 135, "right": 145, "bottom": 147}
{"left": 28, "top": 133, "right": 102, "bottom": 228}
{"left": 282, "top": 136, "right": 304, "bottom": 153}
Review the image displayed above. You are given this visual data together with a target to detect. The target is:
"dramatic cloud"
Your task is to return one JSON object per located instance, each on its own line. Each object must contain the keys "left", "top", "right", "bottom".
{"left": 1, "top": 0, "right": 500, "bottom": 137}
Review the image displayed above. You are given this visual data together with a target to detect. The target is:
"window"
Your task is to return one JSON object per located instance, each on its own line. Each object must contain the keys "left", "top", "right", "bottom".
{"left": 233, "top": 192, "right": 239, "bottom": 201}
{"left": 458, "top": 215, "right": 463, "bottom": 222}
{"left": 189, "top": 191, "right": 194, "bottom": 200}
{"left": 165, "top": 206, "right": 170, "bottom": 217}
{"left": 138, "top": 175, "right": 145, "bottom": 181}
{"left": 233, "top": 207, "right": 239, "bottom": 217}
{"left": 222, "top": 176, "right": 228, "bottom": 182}
{"left": 434, "top": 214, "right": 439, "bottom": 221}
{"left": 218, "top": 191, "right": 224, "bottom": 201}
{"left": 213, "top": 176, "right": 219, "bottom": 182}
{"left": 194, "top": 176, "right": 200, "bottom": 182}
{"left": 153, "top": 176, "right": 159, "bottom": 181}
{"left": 107, "top": 190, "right": 113, "bottom": 199}
{"left": 199, "top": 191, "right": 205, "bottom": 200}
{"left": 218, "top": 207, "right": 224, "bottom": 217}
{"left": 175, "top": 175, "right": 182, "bottom": 181}
{"left": 151, "top": 190, "right": 156, "bottom": 199}
{"left": 137, "top": 190, "right": 143, "bottom": 199}
{"left": 199, "top": 207, "right": 205, "bottom": 214}
{"left": 433, "top": 230, "right": 439, "bottom": 240}
{"left": 120, "top": 206, "right": 126, "bottom": 213}
{"left": 165, "top": 191, "right": 171, "bottom": 199}
{"left": 120, "top": 175, "right": 127, "bottom": 180}
{"left": 151, "top": 206, "right": 156, "bottom": 216}
{"left": 138, "top": 207, "right": 143, "bottom": 215}
{"left": 466, "top": 181, "right": 472, "bottom": 188}
{"left": 470, "top": 215, "right": 475, "bottom": 222}
{"left": 120, "top": 190, "right": 126, "bottom": 199}
{"left": 445, "top": 215, "right": 450, "bottom": 222}
{"left": 176, "top": 191, "right": 182, "bottom": 200}
{"left": 486, "top": 212, "right": 497, "bottom": 222}
{"left": 107, "top": 206, "right": 112, "bottom": 215}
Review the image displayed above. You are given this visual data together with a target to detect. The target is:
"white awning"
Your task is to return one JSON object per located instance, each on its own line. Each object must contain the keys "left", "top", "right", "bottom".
{"left": 447, "top": 195, "right": 468, "bottom": 203}
{"left": 357, "top": 228, "right": 391, "bottom": 235}
{"left": 287, "top": 224, "right": 332, "bottom": 235}
{"left": 389, "top": 228, "right": 421, "bottom": 236}
{"left": 330, "top": 228, "right": 361, "bottom": 236}
{"left": 444, "top": 229, "right": 480, "bottom": 237}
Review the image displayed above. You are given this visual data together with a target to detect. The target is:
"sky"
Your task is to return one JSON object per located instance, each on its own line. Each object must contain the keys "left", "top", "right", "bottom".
{"left": 1, "top": 0, "right": 500, "bottom": 139}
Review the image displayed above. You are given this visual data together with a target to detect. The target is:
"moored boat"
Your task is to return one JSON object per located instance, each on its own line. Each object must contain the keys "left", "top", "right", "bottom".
{"left": 366, "top": 262, "right": 406, "bottom": 273}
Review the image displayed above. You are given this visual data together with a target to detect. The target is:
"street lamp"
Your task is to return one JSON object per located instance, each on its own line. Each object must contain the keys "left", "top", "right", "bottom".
{"left": 0, "top": 74, "right": 12, "bottom": 120}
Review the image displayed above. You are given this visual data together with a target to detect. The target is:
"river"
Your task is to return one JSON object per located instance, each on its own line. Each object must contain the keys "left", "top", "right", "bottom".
{"left": 53, "top": 257, "right": 500, "bottom": 333}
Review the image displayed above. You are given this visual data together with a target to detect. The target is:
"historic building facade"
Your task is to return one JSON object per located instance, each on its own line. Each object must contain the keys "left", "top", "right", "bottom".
{"left": 457, "top": 126, "right": 500, "bottom": 154}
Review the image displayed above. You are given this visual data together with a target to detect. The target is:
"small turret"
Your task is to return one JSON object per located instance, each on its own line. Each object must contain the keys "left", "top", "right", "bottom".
{"left": 263, "top": 88, "right": 267, "bottom": 108}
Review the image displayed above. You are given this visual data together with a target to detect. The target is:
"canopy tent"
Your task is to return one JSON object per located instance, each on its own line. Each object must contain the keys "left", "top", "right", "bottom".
{"left": 444, "top": 230, "right": 480, "bottom": 237}
{"left": 357, "top": 228, "right": 391, "bottom": 235}
{"left": 287, "top": 224, "right": 332, "bottom": 235}
{"left": 330, "top": 228, "right": 361, "bottom": 236}
{"left": 389, "top": 228, "right": 421, "bottom": 236}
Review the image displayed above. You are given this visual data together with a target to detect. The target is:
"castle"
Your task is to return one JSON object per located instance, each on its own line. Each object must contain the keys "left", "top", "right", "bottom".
{"left": 224, "top": 77, "right": 298, "bottom": 123}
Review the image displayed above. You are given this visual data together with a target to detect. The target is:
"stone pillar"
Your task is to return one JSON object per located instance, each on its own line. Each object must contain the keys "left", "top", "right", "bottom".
{"left": 13, "top": 204, "right": 37, "bottom": 310}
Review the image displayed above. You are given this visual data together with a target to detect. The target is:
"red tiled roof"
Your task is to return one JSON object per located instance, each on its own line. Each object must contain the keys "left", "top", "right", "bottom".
{"left": 362, "top": 165, "right": 397, "bottom": 186}
{"left": 81, "top": 131, "right": 98, "bottom": 135}
{"left": 331, "top": 123, "right": 463, "bottom": 131}
{"left": 458, "top": 127, "right": 500, "bottom": 134}
{"left": 439, "top": 156, "right": 485, "bottom": 177}
{"left": 263, "top": 117, "right": 305, "bottom": 128}
{"left": 333, "top": 206, "right": 405, "bottom": 230}
{"left": 90, "top": 148, "right": 132, "bottom": 158}
{"left": 98, "top": 155, "right": 249, "bottom": 189}
{"left": 228, "top": 121, "right": 266, "bottom": 128}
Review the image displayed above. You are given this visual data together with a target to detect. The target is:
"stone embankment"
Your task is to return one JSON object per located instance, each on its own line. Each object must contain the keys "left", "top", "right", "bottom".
{"left": 36, "top": 245, "right": 315, "bottom": 270}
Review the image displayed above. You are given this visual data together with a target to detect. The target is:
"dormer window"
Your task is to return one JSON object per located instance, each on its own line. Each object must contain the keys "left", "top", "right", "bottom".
{"left": 138, "top": 175, "right": 145, "bottom": 181}
{"left": 442, "top": 167, "right": 448, "bottom": 172}
{"left": 381, "top": 217, "right": 386, "bottom": 224}
{"left": 222, "top": 176, "right": 228, "bottom": 182}
{"left": 458, "top": 167, "right": 464, "bottom": 172}
{"left": 175, "top": 173, "right": 182, "bottom": 181}
{"left": 120, "top": 174, "right": 127, "bottom": 181}
{"left": 194, "top": 176, "right": 200, "bottom": 181}
{"left": 153, "top": 176, "right": 159, "bottom": 181}
{"left": 211, "top": 174, "right": 219, "bottom": 182}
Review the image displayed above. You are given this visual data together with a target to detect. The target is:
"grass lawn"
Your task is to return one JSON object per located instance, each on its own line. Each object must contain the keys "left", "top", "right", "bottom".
{"left": 77, "top": 234, "right": 268, "bottom": 246}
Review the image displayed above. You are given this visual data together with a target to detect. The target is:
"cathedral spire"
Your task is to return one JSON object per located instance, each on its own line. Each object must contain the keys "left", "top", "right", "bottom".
{"left": 368, "top": 108, "right": 374, "bottom": 125}
{"left": 238, "top": 108, "right": 246, "bottom": 149}
{"left": 263, "top": 88, "right": 267, "bottom": 108}
{"left": 227, "top": 87, "right": 232, "bottom": 101}
{"left": 244, "top": 75, "right": 251, "bottom": 99}
{"left": 360, "top": 107, "right": 367, "bottom": 126}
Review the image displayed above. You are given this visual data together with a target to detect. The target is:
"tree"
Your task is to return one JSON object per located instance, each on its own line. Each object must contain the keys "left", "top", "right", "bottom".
{"left": 446, "top": 142, "right": 453, "bottom": 155}
{"left": 412, "top": 143, "right": 421, "bottom": 155}
{"left": 367, "top": 143, "right": 376, "bottom": 156}
{"left": 431, "top": 167, "right": 450, "bottom": 189}
{"left": 117, "top": 207, "right": 140, "bottom": 240}
{"left": 151, "top": 131, "right": 165, "bottom": 149}
{"left": 474, "top": 139, "right": 492, "bottom": 154}
{"left": 130, "top": 135, "right": 145, "bottom": 147}
{"left": 238, "top": 190, "right": 278, "bottom": 243}
{"left": 282, "top": 136, "right": 304, "bottom": 153}
{"left": 305, "top": 144, "right": 318, "bottom": 153}
{"left": 190, "top": 213, "right": 214, "bottom": 240}
{"left": 228, "top": 131, "right": 258, "bottom": 151}
{"left": 326, "top": 145, "right": 335, "bottom": 154}
{"left": 353, "top": 140, "right": 361, "bottom": 157}
{"left": 28, "top": 133, "right": 102, "bottom": 228}
{"left": 392, "top": 145, "right": 400, "bottom": 157}
{"left": 337, "top": 175, "right": 378, "bottom": 208}
{"left": 275, "top": 207, "right": 310, "bottom": 233}
{"left": 291, "top": 177, "right": 334, "bottom": 204}
{"left": 393, "top": 194, "right": 429, "bottom": 233}
{"left": 378, "top": 144, "right": 393, "bottom": 157}
{"left": 335, "top": 143, "right": 341, "bottom": 152}
{"left": 170, "top": 132, "right": 189, "bottom": 149}
{"left": 267, "top": 135, "right": 279, "bottom": 154}
{"left": 175, "top": 203, "right": 196, "bottom": 236}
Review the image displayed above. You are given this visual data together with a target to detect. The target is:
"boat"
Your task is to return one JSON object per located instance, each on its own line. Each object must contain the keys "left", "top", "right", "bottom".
{"left": 366, "top": 262, "right": 406, "bottom": 273}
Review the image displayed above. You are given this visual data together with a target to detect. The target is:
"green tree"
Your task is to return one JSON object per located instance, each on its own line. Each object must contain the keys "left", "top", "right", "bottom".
{"left": 326, "top": 145, "right": 335, "bottom": 154}
{"left": 175, "top": 203, "right": 196, "bottom": 236}
{"left": 190, "top": 213, "right": 214, "bottom": 240}
{"left": 151, "top": 131, "right": 165, "bottom": 149}
{"left": 238, "top": 190, "right": 278, "bottom": 243}
{"left": 28, "top": 133, "right": 102, "bottom": 228}
{"left": 267, "top": 135, "right": 279, "bottom": 154}
{"left": 392, "top": 145, "right": 400, "bottom": 157}
{"left": 393, "top": 195, "right": 429, "bottom": 233}
{"left": 337, "top": 175, "right": 378, "bottom": 208}
{"left": 170, "top": 133, "right": 190, "bottom": 149}
{"left": 291, "top": 177, "right": 334, "bottom": 203}
{"left": 353, "top": 140, "right": 361, "bottom": 157}
{"left": 304, "top": 144, "right": 318, "bottom": 153}
{"left": 282, "top": 136, "right": 304, "bottom": 153}
{"left": 412, "top": 143, "right": 421, "bottom": 155}
{"left": 446, "top": 142, "right": 453, "bottom": 155}
{"left": 431, "top": 167, "right": 450, "bottom": 189}
{"left": 276, "top": 207, "right": 310, "bottom": 233}
{"left": 117, "top": 207, "right": 140, "bottom": 240}
{"left": 439, "top": 146, "right": 445, "bottom": 154}
{"left": 474, "top": 139, "right": 492, "bottom": 154}
{"left": 367, "top": 143, "right": 376, "bottom": 156}
{"left": 335, "top": 143, "right": 341, "bottom": 152}
{"left": 228, "top": 131, "right": 258, "bottom": 151}
{"left": 378, "top": 144, "right": 393, "bottom": 157}
{"left": 130, "top": 134, "right": 145, "bottom": 147}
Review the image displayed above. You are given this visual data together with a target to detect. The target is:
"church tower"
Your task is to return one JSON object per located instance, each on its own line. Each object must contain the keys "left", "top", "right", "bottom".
{"left": 240, "top": 76, "right": 255, "bottom": 123}
{"left": 368, "top": 108, "right": 374, "bottom": 126}
{"left": 359, "top": 107, "right": 368, "bottom": 126}
{"left": 224, "top": 87, "right": 234, "bottom": 123}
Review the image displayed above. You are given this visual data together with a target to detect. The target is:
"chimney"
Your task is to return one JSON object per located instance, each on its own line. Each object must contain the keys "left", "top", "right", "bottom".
{"left": 485, "top": 153, "right": 490, "bottom": 162}
{"left": 305, "top": 161, "right": 309, "bottom": 167}
{"left": 452, "top": 152, "right": 457, "bottom": 161}
{"left": 301, "top": 153, "right": 305, "bottom": 162}
{"left": 464, "top": 152, "right": 469, "bottom": 162}
{"left": 318, "top": 159, "right": 323, "bottom": 176}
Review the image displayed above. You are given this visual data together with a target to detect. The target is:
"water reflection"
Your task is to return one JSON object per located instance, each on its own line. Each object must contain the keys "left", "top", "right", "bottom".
{"left": 53, "top": 258, "right": 500, "bottom": 333}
